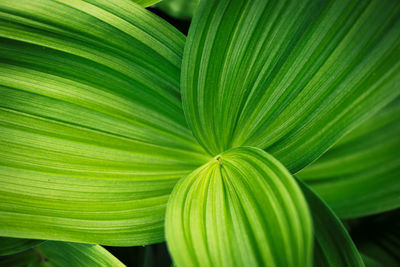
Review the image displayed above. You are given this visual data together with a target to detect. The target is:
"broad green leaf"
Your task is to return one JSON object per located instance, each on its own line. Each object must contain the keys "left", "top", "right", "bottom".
{"left": 298, "top": 181, "right": 364, "bottom": 267}
{"left": 0, "top": 241, "right": 125, "bottom": 267}
{"left": 166, "top": 147, "right": 312, "bottom": 267}
{"left": 0, "top": 0, "right": 209, "bottom": 246}
{"left": 182, "top": 0, "right": 400, "bottom": 172}
{"left": 352, "top": 210, "right": 400, "bottom": 267}
{"left": 0, "top": 237, "right": 44, "bottom": 256}
{"left": 298, "top": 97, "right": 400, "bottom": 218}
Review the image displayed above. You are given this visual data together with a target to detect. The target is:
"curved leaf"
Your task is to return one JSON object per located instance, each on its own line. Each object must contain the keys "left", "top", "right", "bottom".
{"left": 0, "top": 0, "right": 209, "bottom": 246}
{"left": 0, "top": 237, "right": 44, "bottom": 256}
{"left": 298, "top": 181, "right": 364, "bottom": 267}
{"left": 298, "top": 97, "right": 400, "bottom": 218}
{"left": 182, "top": 0, "right": 400, "bottom": 171}
{"left": 0, "top": 241, "right": 125, "bottom": 267}
{"left": 361, "top": 254, "right": 384, "bottom": 267}
{"left": 135, "top": 0, "right": 162, "bottom": 7}
{"left": 166, "top": 147, "right": 312, "bottom": 267}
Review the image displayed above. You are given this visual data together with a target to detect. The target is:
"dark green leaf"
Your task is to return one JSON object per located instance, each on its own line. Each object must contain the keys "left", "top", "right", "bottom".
{"left": 298, "top": 181, "right": 364, "bottom": 267}
{"left": 0, "top": 241, "right": 125, "bottom": 267}
{"left": 0, "top": 237, "right": 44, "bottom": 256}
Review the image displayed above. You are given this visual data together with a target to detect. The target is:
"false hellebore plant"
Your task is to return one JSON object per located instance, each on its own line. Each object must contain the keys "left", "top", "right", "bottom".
{"left": 0, "top": 0, "right": 399, "bottom": 266}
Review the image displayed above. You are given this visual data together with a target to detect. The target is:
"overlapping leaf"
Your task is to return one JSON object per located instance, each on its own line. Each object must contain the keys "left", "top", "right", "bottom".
{"left": 182, "top": 0, "right": 400, "bottom": 172}
{"left": 0, "top": 237, "right": 43, "bottom": 256}
{"left": 298, "top": 97, "right": 400, "bottom": 218}
{"left": 0, "top": 240, "right": 125, "bottom": 266}
{"left": 0, "top": 0, "right": 209, "bottom": 246}
{"left": 166, "top": 147, "right": 312, "bottom": 267}
{"left": 298, "top": 181, "right": 364, "bottom": 267}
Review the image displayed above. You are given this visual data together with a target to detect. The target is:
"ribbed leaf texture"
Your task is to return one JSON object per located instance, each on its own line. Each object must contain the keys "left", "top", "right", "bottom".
{"left": 1, "top": 0, "right": 399, "bottom": 264}
{"left": 182, "top": 0, "right": 400, "bottom": 172}
{"left": 0, "top": 0, "right": 209, "bottom": 246}
{"left": 166, "top": 147, "right": 312, "bottom": 267}
{"left": 298, "top": 97, "right": 400, "bottom": 218}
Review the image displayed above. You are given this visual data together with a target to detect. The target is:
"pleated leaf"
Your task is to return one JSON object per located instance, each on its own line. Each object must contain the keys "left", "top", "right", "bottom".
{"left": 0, "top": 237, "right": 44, "bottom": 256}
{"left": 0, "top": 241, "right": 125, "bottom": 267}
{"left": 166, "top": 147, "right": 312, "bottom": 267}
{"left": 182, "top": 0, "right": 400, "bottom": 172}
{"left": 0, "top": 0, "right": 209, "bottom": 246}
{"left": 298, "top": 97, "right": 400, "bottom": 218}
{"left": 298, "top": 181, "right": 364, "bottom": 267}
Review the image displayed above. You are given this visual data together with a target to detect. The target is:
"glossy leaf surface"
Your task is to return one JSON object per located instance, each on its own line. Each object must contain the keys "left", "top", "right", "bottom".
{"left": 166, "top": 147, "right": 312, "bottom": 267}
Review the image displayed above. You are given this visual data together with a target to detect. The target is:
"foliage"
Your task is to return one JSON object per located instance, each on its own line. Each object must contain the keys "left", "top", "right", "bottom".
{"left": 0, "top": 0, "right": 399, "bottom": 266}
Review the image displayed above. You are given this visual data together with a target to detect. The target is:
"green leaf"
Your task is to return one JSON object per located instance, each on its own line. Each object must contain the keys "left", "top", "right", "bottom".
{"left": 181, "top": 0, "right": 400, "bottom": 172}
{"left": 0, "top": 241, "right": 125, "bottom": 267}
{"left": 165, "top": 147, "right": 313, "bottom": 267}
{"left": 156, "top": 0, "right": 199, "bottom": 19}
{"left": 0, "top": 0, "right": 209, "bottom": 246}
{"left": 298, "top": 97, "right": 400, "bottom": 218}
{"left": 298, "top": 181, "right": 364, "bottom": 267}
{"left": 0, "top": 249, "right": 39, "bottom": 267}
{"left": 361, "top": 254, "right": 384, "bottom": 267}
{"left": 0, "top": 237, "right": 44, "bottom": 256}
{"left": 134, "top": 0, "right": 162, "bottom": 7}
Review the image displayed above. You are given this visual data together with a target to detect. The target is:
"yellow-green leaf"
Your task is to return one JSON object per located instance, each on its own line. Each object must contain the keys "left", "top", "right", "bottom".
{"left": 0, "top": 0, "right": 209, "bottom": 246}
{"left": 166, "top": 147, "right": 312, "bottom": 267}
{"left": 134, "top": 0, "right": 162, "bottom": 7}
